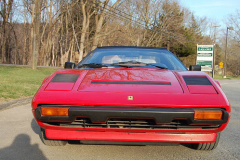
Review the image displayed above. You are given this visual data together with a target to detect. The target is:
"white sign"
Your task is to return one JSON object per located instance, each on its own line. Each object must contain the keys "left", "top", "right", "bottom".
{"left": 196, "top": 45, "right": 214, "bottom": 71}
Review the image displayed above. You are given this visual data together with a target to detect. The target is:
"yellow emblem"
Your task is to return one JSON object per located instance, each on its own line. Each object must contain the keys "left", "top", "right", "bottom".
{"left": 128, "top": 96, "right": 133, "bottom": 100}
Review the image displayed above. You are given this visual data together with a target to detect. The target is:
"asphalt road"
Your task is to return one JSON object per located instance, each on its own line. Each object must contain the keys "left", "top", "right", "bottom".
{"left": 0, "top": 79, "right": 239, "bottom": 160}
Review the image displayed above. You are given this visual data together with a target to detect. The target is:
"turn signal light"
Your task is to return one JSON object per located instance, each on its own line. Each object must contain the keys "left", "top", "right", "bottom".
{"left": 41, "top": 107, "right": 69, "bottom": 116}
{"left": 194, "top": 111, "right": 222, "bottom": 120}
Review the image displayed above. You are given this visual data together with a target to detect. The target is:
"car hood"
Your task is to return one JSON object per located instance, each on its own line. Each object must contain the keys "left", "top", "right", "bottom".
{"left": 77, "top": 68, "right": 183, "bottom": 94}
{"left": 33, "top": 68, "right": 230, "bottom": 108}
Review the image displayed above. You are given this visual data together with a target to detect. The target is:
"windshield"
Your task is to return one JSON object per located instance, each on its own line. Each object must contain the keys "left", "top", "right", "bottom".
{"left": 77, "top": 48, "right": 187, "bottom": 71}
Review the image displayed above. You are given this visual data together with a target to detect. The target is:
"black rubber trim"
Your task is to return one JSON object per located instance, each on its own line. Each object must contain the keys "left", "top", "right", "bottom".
{"left": 80, "top": 141, "right": 179, "bottom": 146}
{"left": 51, "top": 74, "right": 79, "bottom": 82}
{"left": 34, "top": 106, "right": 229, "bottom": 125}
{"left": 183, "top": 76, "right": 212, "bottom": 85}
{"left": 91, "top": 81, "right": 171, "bottom": 85}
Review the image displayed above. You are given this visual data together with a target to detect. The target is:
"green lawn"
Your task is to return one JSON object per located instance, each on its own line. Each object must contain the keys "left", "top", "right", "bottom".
{"left": 213, "top": 74, "right": 240, "bottom": 79}
{"left": 0, "top": 66, "right": 58, "bottom": 102}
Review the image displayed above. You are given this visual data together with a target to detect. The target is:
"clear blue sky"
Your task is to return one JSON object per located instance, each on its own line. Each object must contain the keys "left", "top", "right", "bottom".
{"left": 180, "top": 0, "right": 240, "bottom": 22}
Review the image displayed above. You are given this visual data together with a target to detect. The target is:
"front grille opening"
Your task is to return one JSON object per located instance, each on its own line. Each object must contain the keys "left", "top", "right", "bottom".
{"left": 56, "top": 118, "right": 219, "bottom": 129}
{"left": 171, "top": 119, "right": 189, "bottom": 125}
{"left": 106, "top": 118, "right": 157, "bottom": 129}
{"left": 64, "top": 118, "right": 157, "bottom": 129}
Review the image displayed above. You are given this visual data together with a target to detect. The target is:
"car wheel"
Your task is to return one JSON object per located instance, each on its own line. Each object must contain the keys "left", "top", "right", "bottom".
{"left": 192, "top": 133, "right": 220, "bottom": 150}
{"left": 40, "top": 128, "right": 67, "bottom": 146}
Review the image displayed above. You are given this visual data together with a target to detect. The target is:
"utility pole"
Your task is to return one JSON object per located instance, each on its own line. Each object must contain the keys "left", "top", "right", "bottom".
{"left": 211, "top": 25, "right": 221, "bottom": 78}
{"left": 223, "top": 27, "right": 234, "bottom": 78}
{"left": 32, "top": 0, "right": 41, "bottom": 70}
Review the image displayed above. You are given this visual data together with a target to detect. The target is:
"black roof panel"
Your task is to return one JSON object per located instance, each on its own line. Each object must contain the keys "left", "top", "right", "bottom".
{"left": 96, "top": 46, "right": 168, "bottom": 50}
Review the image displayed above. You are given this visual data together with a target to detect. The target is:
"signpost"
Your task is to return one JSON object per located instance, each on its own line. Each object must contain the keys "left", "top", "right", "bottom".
{"left": 196, "top": 45, "right": 214, "bottom": 74}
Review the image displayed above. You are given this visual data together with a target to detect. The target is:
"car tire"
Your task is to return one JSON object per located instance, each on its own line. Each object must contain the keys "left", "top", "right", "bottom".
{"left": 40, "top": 128, "right": 67, "bottom": 146}
{"left": 192, "top": 133, "right": 220, "bottom": 150}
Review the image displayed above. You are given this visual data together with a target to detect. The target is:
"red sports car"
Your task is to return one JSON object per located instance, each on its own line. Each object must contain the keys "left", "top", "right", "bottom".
{"left": 32, "top": 46, "right": 230, "bottom": 150}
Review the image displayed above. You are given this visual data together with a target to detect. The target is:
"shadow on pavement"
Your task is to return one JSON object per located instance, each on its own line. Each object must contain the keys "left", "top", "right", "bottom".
{"left": 180, "top": 143, "right": 193, "bottom": 149}
{"left": 31, "top": 118, "right": 40, "bottom": 135}
{"left": 0, "top": 134, "right": 47, "bottom": 160}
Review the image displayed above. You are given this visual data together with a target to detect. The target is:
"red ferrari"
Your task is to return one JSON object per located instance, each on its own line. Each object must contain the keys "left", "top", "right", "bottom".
{"left": 32, "top": 46, "right": 230, "bottom": 150}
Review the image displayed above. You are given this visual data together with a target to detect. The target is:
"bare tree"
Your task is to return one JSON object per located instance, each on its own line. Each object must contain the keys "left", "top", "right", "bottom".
{"left": 0, "top": 0, "right": 215, "bottom": 68}
{"left": 0, "top": 0, "right": 14, "bottom": 63}
{"left": 224, "top": 10, "right": 240, "bottom": 75}
{"left": 91, "top": 0, "right": 121, "bottom": 50}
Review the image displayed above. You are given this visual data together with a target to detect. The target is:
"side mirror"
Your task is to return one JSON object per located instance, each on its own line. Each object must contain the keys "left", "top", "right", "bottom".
{"left": 64, "top": 62, "right": 76, "bottom": 69}
{"left": 189, "top": 65, "right": 201, "bottom": 71}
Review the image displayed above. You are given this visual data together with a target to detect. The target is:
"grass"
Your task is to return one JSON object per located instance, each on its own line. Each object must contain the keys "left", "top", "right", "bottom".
{"left": 0, "top": 66, "right": 58, "bottom": 102}
{"left": 213, "top": 74, "right": 240, "bottom": 79}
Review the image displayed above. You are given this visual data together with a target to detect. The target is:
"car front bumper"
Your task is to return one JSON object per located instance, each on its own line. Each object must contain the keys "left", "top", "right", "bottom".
{"left": 33, "top": 105, "right": 230, "bottom": 143}
{"left": 44, "top": 127, "right": 218, "bottom": 143}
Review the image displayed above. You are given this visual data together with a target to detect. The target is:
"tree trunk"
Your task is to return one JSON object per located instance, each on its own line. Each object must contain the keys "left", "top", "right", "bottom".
{"left": 1, "top": 0, "right": 13, "bottom": 63}
{"left": 91, "top": 0, "right": 121, "bottom": 51}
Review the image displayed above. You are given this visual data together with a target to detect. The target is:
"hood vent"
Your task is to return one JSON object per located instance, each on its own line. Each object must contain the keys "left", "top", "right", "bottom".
{"left": 45, "top": 74, "right": 80, "bottom": 91}
{"left": 91, "top": 80, "right": 171, "bottom": 85}
{"left": 183, "top": 76, "right": 217, "bottom": 94}
{"left": 183, "top": 76, "right": 212, "bottom": 85}
{"left": 51, "top": 74, "right": 79, "bottom": 82}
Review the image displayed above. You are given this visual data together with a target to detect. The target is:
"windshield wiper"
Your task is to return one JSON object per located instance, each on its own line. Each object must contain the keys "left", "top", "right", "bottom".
{"left": 146, "top": 64, "right": 168, "bottom": 69}
{"left": 111, "top": 61, "right": 168, "bottom": 69}
{"left": 110, "top": 61, "right": 147, "bottom": 68}
{"left": 78, "top": 63, "right": 108, "bottom": 68}
{"left": 112, "top": 60, "right": 146, "bottom": 65}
